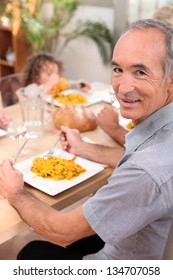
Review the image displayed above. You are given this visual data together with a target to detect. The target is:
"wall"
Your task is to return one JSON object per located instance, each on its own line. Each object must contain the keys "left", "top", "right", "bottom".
{"left": 54, "top": 3, "right": 115, "bottom": 84}
{"left": 51, "top": 0, "right": 171, "bottom": 84}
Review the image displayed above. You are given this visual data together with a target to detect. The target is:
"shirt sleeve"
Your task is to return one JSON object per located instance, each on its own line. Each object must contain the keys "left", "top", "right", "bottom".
{"left": 83, "top": 160, "right": 168, "bottom": 245}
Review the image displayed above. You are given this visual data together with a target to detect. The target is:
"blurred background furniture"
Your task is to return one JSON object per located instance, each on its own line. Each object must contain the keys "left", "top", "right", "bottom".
{"left": 0, "top": 25, "right": 29, "bottom": 77}
{"left": 0, "top": 73, "right": 21, "bottom": 107}
{"left": 0, "top": 19, "right": 30, "bottom": 78}
{"left": 0, "top": 0, "right": 31, "bottom": 78}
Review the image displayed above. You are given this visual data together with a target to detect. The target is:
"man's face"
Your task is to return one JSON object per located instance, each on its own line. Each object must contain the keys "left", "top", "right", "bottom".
{"left": 112, "top": 28, "right": 173, "bottom": 125}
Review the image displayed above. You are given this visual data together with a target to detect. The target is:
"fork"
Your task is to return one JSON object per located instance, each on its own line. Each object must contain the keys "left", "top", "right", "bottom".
{"left": 13, "top": 138, "right": 29, "bottom": 164}
{"left": 43, "top": 137, "right": 61, "bottom": 158}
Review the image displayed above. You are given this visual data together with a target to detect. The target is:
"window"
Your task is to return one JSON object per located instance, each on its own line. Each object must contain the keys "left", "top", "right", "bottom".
{"left": 128, "top": 0, "right": 173, "bottom": 24}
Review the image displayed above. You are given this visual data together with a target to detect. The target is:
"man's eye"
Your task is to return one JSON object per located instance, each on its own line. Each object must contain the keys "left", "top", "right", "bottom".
{"left": 135, "top": 70, "right": 146, "bottom": 76}
{"left": 113, "top": 68, "right": 123, "bottom": 74}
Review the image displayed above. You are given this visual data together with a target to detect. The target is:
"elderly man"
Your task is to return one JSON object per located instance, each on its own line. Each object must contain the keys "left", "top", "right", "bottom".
{"left": 1, "top": 18, "right": 173, "bottom": 260}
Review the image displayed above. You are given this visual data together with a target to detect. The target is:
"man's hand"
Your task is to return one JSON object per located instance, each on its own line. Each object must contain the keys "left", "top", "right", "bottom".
{"left": 96, "top": 105, "right": 127, "bottom": 146}
{"left": 96, "top": 104, "right": 120, "bottom": 133}
{"left": 60, "top": 126, "right": 84, "bottom": 155}
{"left": 0, "top": 160, "right": 24, "bottom": 202}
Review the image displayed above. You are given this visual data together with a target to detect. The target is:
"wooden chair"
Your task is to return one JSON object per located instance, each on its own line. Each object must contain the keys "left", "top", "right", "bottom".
{"left": 163, "top": 221, "right": 173, "bottom": 259}
{"left": 0, "top": 74, "right": 22, "bottom": 107}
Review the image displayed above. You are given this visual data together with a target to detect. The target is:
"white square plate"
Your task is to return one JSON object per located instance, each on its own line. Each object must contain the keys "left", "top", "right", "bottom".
{"left": 0, "top": 129, "right": 7, "bottom": 137}
{"left": 15, "top": 149, "right": 104, "bottom": 196}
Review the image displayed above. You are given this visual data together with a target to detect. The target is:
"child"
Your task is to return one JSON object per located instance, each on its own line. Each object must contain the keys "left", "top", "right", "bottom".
{"left": 21, "top": 52, "right": 91, "bottom": 93}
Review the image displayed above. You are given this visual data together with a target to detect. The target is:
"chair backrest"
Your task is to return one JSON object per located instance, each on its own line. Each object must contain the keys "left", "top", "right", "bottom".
{"left": 163, "top": 220, "right": 173, "bottom": 259}
{"left": 0, "top": 74, "right": 22, "bottom": 107}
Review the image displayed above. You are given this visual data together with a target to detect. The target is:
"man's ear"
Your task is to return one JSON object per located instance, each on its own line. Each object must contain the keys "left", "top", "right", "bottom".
{"left": 166, "top": 71, "right": 173, "bottom": 96}
{"left": 169, "top": 71, "right": 173, "bottom": 84}
{"left": 167, "top": 71, "right": 173, "bottom": 96}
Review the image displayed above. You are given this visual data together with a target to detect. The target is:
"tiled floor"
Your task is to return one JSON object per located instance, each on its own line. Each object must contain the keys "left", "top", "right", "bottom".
{"left": 0, "top": 197, "right": 89, "bottom": 260}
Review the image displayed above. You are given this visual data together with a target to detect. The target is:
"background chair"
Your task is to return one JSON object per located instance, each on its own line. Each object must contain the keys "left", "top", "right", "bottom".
{"left": 0, "top": 74, "right": 22, "bottom": 107}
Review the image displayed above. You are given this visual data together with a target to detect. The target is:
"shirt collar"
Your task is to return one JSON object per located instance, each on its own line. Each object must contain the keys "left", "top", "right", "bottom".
{"left": 124, "top": 102, "right": 173, "bottom": 154}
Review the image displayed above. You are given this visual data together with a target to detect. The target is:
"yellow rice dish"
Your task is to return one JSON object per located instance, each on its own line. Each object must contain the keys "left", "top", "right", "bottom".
{"left": 31, "top": 156, "right": 86, "bottom": 180}
{"left": 54, "top": 93, "right": 87, "bottom": 105}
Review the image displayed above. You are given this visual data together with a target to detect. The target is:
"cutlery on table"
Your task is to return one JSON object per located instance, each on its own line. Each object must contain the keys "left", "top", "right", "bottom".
{"left": 43, "top": 132, "right": 66, "bottom": 158}
{"left": 13, "top": 138, "right": 29, "bottom": 164}
{"left": 43, "top": 137, "right": 61, "bottom": 158}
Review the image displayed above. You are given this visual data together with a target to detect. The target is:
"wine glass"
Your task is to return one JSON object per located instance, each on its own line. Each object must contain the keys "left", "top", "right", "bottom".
{"left": 7, "top": 119, "right": 27, "bottom": 159}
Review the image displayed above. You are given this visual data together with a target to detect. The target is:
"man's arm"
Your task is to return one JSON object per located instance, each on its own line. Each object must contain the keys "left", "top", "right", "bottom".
{"left": 69, "top": 142, "right": 123, "bottom": 168}
{"left": 0, "top": 160, "right": 94, "bottom": 246}
{"left": 96, "top": 105, "right": 128, "bottom": 146}
{"left": 60, "top": 126, "right": 124, "bottom": 168}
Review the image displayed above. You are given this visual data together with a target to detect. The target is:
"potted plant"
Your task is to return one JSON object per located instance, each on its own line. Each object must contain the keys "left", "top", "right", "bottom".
{"left": 0, "top": 0, "right": 114, "bottom": 64}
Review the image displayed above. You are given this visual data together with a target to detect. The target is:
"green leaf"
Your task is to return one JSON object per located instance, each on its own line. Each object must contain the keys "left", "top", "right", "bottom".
{"left": 63, "top": 20, "right": 114, "bottom": 64}
{"left": 0, "top": 0, "right": 114, "bottom": 64}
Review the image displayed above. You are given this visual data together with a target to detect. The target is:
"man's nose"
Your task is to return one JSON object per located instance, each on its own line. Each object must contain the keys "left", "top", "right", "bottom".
{"left": 117, "top": 75, "right": 135, "bottom": 94}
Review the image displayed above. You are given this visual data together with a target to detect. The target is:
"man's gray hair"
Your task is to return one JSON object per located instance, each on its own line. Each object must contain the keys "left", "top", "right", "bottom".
{"left": 126, "top": 18, "right": 173, "bottom": 77}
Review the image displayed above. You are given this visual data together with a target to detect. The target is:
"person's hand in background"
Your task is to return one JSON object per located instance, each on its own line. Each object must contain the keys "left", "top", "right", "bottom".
{"left": 79, "top": 80, "right": 91, "bottom": 93}
{"left": 0, "top": 112, "right": 11, "bottom": 129}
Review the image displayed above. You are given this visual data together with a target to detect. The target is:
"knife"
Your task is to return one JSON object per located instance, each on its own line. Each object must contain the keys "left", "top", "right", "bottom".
{"left": 13, "top": 139, "right": 29, "bottom": 164}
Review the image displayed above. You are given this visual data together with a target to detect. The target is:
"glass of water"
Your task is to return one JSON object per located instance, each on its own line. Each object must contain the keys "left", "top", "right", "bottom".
{"left": 16, "top": 86, "right": 45, "bottom": 139}
{"left": 7, "top": 119, "right": 27, "bottom": 158}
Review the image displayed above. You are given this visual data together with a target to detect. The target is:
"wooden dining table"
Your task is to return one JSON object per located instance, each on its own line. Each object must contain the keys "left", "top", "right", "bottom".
{"left": 0, "top": 98, "right": 122, "bottom": 245}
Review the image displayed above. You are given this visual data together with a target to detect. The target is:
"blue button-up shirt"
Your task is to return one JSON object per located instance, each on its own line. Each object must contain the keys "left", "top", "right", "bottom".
{"left": 83, "top": 103, "right": 173, "bottom": 259}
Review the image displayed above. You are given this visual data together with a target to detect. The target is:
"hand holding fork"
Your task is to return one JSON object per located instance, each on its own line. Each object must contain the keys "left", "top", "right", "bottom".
{"left": 43, "top": 132, "right": 66, "bottom": 158}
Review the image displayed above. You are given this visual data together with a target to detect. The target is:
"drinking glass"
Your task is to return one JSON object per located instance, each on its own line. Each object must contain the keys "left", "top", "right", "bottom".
{"left": 7, "top": 119, "right": 27, "bottom": 158}
{"left": 16, "top": 86, "right": 45, "bottom": 139}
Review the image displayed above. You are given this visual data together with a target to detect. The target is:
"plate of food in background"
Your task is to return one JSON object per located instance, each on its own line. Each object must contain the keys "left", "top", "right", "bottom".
{"left": 49, "top": 88, "right": 113, "bottom": 107}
